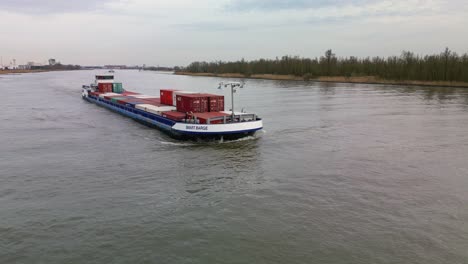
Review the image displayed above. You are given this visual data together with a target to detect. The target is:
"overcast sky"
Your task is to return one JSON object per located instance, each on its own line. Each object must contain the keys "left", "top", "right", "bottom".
{"left": 0, "top": 0, "right": 467, "bottom": 66}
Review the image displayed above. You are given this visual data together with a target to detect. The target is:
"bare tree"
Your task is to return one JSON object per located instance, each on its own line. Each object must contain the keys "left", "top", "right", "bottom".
{"left": 325, "top": 49, "right": 335, "bottom": 76}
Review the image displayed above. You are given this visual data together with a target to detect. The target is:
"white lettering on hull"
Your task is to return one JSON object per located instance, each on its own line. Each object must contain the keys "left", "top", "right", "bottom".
{"left": 173, "top": 120, "right": 263, "bottom": 133}
{"left": 185, "top": 125, "right": 208, "bottom": 131}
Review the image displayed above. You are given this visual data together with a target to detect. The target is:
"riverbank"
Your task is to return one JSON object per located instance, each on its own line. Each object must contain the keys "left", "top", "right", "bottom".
{"left": 175, "top": 72, "right": 468, "bottom": 88}
{"left": 0, "top": 69, "right": 52, "bottom": 75}
{"left": 0, "top": 68, "right": 83, "bottom": 75}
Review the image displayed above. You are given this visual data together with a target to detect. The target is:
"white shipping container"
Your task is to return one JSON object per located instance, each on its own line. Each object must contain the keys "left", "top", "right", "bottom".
{"left": 172, "top": 91, "right": 197, "bottom": 106}
{"left": 131, "top": 95, "right": 160, "bottom": 99}
{"left": 135, "top": 104, "right": 176, "bottom": 115}
{"left": 99, "top": 92, "right": 120, "bottom": 98}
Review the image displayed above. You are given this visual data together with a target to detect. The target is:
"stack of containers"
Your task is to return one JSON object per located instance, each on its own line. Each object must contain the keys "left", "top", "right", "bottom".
{"left": 135, "top": 104, "right": 176, "bottom": 116}
{"left": 200, "top": 94, "right": 225, "bottom": 112}
{"left": 112, "top": 83, "right": 124, "bottom": 94}
{"left": 172, "top": 91, "right": 197, "bottom": 106}
{"left": 98, "top": 83, "right": 113, "bottom": 93}
{"left": 176, "top": 94, "right": 209, "bottom": 113}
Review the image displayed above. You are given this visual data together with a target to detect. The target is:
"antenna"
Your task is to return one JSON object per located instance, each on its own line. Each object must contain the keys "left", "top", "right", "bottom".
{"left": 218, "top": 81, "right": 245, "bottom": 122}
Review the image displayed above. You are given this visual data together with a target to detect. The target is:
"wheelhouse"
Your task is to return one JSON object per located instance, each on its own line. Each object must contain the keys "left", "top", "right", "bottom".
{"left": 95, "top": 74, "right": 114, "bottom": 84}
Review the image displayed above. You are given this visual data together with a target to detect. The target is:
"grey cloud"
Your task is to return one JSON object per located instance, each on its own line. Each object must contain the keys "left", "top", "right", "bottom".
{"left": 225, "top": 0, "right": 368, "bottom": 12}
{"left": 173, "top": 22, "right": 246, "bottom": 31}
{"left": 0, "top": 0, "right": 114, "bottom": 14}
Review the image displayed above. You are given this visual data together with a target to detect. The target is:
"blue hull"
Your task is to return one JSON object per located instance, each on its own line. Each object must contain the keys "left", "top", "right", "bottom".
{"left": 84, "top": 95, "right": 175, "bottom": 131}
{"left": 83, "top": 95, "right": 260, "bottom": 140}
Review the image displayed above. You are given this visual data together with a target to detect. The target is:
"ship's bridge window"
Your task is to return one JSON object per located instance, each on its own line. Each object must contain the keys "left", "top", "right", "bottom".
{"left": 96, "top": 75, "right": 114, "bottom": 80}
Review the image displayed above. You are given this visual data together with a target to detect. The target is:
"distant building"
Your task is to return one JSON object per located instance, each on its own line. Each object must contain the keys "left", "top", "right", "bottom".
{"left": 18, "top": 65, "right": 31, "bottom": 70}
{"left": 26, "top": 62, "right": 43, "bottom": 67}
{"left": 104, "top": 65, "right": 127, "bottom": 69}
{"left": 9, "top": 59, "right": 17, "bottom": 69}
{"left": 49, "top": 58, "right": 56, "bottom": 66}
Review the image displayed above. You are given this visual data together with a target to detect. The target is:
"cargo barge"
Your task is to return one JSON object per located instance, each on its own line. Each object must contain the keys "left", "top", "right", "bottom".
{"left": 82, "top": 74, "right": 263, "bottom": 140}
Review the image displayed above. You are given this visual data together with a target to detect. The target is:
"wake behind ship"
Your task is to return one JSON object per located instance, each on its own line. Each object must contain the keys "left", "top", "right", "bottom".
{"left": 82, "top": 74, "right": 263, "bottom": 140}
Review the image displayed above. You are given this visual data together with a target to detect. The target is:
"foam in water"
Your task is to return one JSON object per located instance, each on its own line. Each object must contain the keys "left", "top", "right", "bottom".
{"left": 159, "top": 141, "right": 196, "bottom": 146}
{"left": 159, "top": 130, "right": 264, "bottom": 146}
{"left": 159, "top": 134, "right": 261, "bottom": 146}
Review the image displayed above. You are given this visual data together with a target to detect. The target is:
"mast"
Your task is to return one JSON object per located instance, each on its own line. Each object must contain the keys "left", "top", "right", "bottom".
{"left": 218, "top": 81, "right": 244, "bottom": 122}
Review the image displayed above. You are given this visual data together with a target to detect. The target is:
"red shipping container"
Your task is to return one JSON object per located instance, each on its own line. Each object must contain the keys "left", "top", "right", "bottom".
{"left": 191, "top": 112, "right": 229, "bottom": 124}
{"left": 97, "top": 83, "right": 104, "bottom": 92}
{"left": 141, "top": 98, "right": 163, "bottom": 106}
{"left": 115, "top": 97, "right": 137, "bottom": 104}
{"left": 196, "top": 93, "right": 225, "bottom": 112}
{"left": 98, "top": 83, "right": 113, "bottom": 93}
{"left": 89, "top": 91, "right": 100, "bottom": 97}
{"left": 176, "top": 94, "right": 209, "bottom": 113}
{"left": 144, "top": 98, "right": 161, "bottom": 104}
{"left": 160, "top": 89, "right": 178, "bottom": 105}
{"left": 117, "top": 98, "right": 147, "bottom": 106}
{"left": 162, "top": 111, "right": 186, "bottom": 121}
{"left": 208, "top": 95, "right": 224, "bottom": 112}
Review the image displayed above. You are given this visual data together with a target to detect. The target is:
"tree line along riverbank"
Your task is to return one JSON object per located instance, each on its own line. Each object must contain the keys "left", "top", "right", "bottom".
{"left": 175, "top": 48, "right": 468, "bottom": 88}
{"left": 0, "top": 69, "right": 53, "bottom": 75}
{"left": 0, "top": 64, "right": 81, "bottom": 75}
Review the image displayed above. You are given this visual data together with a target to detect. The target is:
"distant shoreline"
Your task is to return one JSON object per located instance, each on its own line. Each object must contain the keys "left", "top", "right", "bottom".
{"left": 174, "top": 72, "right": 468, "bottom": 88}
{"left": 0, "top": 69, "right": 52, "bottom": 75}
{"left": 0, "top": 69, "right": 83, "bottom": 75}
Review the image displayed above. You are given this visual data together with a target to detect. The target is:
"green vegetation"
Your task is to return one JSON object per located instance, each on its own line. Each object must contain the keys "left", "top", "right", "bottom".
{"left": 30, "top": 63, "right": 81, "bottom": 71}
{"left": 46, "top": 63, "right": 81, "bottom": 70}
{"left": 178, "top": 48, "right": 468, "bottom": 83}
{"left": 144, "top": 66, "right": 176, "bottom": 71}
{"left": 0, "top": 63, "right": 81, "bottom": 75}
